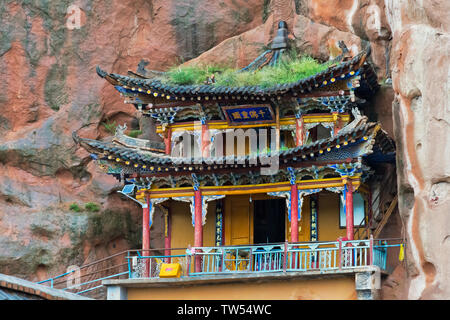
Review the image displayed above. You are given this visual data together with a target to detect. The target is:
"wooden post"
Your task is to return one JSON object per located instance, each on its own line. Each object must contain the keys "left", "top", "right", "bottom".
{"left": 142, "top": 193, "right": 151, "bottom": 277}
{"left": 295, "top": 116, "right": 304, "bottom": 146}
{"left": 194, "top": 189, "right": 203, "bottom": 272}
{"left": 338, "top": 236, "right": 343, "bottom": 269}
{"left": 290, "top": 184, "right": 299, "bottom": 242}
{"left": 187, "top": 245, "right": 191, "bottom": 277}
{"left": 369, "top": 234, "right": 374, "bottom": 266}
{"left": 345, "top": 182, "right": 354, "bottom": 241}
{"left": 201, "top": 123, "right": 210, "bottom": 158}
{"left": 164, "top": 127, "right": 172, "bottom": 155}
{"left": 283, "top": 241, "right": 288, "bottom": 272}
{"left": 164, "top": 206, "right": 171, "bottom": 263}
{"left": 276, "top": 104, "right": 280, "bottom": 150}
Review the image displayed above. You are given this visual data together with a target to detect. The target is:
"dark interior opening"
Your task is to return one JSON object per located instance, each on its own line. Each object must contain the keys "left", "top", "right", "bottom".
{"left": 253, "top": 199, "right": 285, "bottom": 244}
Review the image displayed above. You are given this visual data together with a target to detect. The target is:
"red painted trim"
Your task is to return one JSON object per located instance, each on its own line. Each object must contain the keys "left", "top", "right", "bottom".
{"left": 194, "top": 190, "right": 203, "bottom": 272}
{"left": 338, "top": 236, "right": 343, "bottom": 269}
{"left": 295, "top": 117, "right": 304, "bottom": 146}
{"left": 345, "top": 183, "right": 354, "bottom": 240}
{"left": 201, "top": 124, "right": 210, "bottom": 158}
{"left": 290, "top": 184, "right": 299, "bottom": 242}
{"left": 164, "top": 127, "right": 172, "bottom": 155}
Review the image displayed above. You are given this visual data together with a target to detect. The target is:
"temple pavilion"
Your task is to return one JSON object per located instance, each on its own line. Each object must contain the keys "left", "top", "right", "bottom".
{"left": 73, "top": 21, "right": 398, "bottom": 299}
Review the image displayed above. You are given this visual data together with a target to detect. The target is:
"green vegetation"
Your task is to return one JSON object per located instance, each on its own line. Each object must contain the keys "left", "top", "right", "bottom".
{"left": 101, "top": 120, "right": 117, "bottom": 134}
{"left": 163, "top": 51, "right": 330, "bottom": 88}
{"left": 69, "top": 203, "right": 81, "bottom": 212}
{"left": 127, "top": 129, "right": 142, "bottom": 138}
{"left": 85, "top": 202, "right": 100, "bottom": 212}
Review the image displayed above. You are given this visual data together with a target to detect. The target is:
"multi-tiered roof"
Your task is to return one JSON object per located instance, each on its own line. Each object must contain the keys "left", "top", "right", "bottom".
{"left": 74, "top": 21, "right": 394, "bottom": 199}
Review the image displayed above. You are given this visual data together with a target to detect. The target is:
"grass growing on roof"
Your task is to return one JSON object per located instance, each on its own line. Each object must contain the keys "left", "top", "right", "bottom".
{"left": 163, "top": 52, "right": 330, "bottom": 88}
{"left": 127, "top": 130, "right": 142, "bottom": 138}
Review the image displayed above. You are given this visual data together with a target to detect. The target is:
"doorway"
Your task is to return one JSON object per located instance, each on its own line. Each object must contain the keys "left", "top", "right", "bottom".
{"left": 253, "top": 199, "right": 286, "bottom": 244}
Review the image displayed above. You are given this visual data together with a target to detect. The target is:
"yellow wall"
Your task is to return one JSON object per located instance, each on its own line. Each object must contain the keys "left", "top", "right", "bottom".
{"left": 169, "top": 200, "right": 217, "bottom": 255}
{"left": 317, "top": 192, "right": 346, "bottom": 241}
{"left": 225, "top": 195, "right": 252, "bottom": 245}
{"left": 287, "top": 193, "right": 346, "bottom": 242}
{"left": 170, "top": 192, "right": 348, "bottom": 250}
{"left": 126, "top": 277, "right": 357, "bottom": 300}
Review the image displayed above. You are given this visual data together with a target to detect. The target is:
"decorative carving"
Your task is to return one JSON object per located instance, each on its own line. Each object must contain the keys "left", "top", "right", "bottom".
{"left": 115, "top": 123, "right": 127, "bottom": 136}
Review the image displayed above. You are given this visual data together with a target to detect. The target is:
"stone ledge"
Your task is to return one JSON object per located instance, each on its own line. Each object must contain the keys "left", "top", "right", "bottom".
{"left": 0, "top": 273, "right": 93, "bottom": 300}
{"left": 103, "top": 266, "right": 380, "bottom": 288}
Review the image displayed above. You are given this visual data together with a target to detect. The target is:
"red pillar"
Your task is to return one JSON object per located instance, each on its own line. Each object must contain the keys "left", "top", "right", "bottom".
{"left": 295, "top": 117, "right": 304, "bottom": 147}
{"left": 201, "top": 124, "right": 210, "bottom": 158}
{"left": 194, "top": 189, "right": 203, "bottom": 272}
{"left": 164, "top": 127, "right": 172, "bottom": 155}
{"left": 345, "top": 182, "right": 354, "bottom": 240}
{"left": 290, "top": 184, "right": 299, "bottom": 242}
{"left": 142, "top": 194, "right": 151, "bottom": 277}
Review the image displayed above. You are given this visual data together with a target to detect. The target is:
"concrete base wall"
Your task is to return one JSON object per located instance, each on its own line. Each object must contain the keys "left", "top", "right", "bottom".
{"left": 105, "top": 268, "right": 382, "bottom": 300}
{"left": 127, "top": 277, "right": 357, "bottom": 300}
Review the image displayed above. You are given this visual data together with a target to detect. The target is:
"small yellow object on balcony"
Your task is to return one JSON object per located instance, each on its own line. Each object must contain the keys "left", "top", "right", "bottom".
{"left": 159, "top": 263, "right": 181, "bottom": 278}
{"left": 398, "top": 244, "right": 404, "bottom": 262}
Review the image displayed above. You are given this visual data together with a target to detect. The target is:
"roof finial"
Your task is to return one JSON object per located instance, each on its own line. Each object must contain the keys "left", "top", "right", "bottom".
{"left": 271, "top": 21, "right": 289, "bottom": 50}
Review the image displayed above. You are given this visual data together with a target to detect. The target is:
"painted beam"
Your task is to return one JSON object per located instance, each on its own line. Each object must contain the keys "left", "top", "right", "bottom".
{"left": 137, "top": 177, "right": 363, "bottom": 200}
{"left": 156, "top": 114, "right": 350, "bottom": 133}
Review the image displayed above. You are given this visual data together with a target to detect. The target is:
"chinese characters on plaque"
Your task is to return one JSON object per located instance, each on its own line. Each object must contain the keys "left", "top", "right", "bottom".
{"left": 222, "top": 105, "right": 275, "bottom": 125}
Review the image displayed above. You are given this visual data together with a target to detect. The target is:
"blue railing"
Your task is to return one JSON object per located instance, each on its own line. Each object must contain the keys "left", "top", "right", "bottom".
{"left": 185, "top": 239, "right": 387, "bottom": 276}
{"left": 37, "top": 239, "right": 403, "bottom": 297}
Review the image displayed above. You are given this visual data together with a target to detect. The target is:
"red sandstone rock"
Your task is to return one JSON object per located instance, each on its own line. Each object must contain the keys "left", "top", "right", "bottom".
{"left": 1, "top": 0, "right": 449, "bottom": 301}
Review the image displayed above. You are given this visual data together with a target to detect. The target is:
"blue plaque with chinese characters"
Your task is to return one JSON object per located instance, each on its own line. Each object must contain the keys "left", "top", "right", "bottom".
{"left": 222, "top": 105, "right": 275, "bottom": 125}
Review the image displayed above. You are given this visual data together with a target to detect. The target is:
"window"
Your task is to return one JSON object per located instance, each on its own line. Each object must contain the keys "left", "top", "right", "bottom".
{"left": 339, "top": 192, "right": 366, "bottom": 228}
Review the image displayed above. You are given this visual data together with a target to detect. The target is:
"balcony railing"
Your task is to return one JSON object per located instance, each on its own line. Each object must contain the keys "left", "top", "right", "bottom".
{"left": 37, "top": 238, "right": 402, "bottom": 298}
{"left": 127, "top": 238, "right": 401, "bottom": 278}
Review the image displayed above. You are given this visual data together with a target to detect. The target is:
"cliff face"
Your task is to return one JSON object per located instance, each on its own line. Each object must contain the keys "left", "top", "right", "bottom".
{"left": 0, "top": 0, "right": 263, "bottom": 281}
{"left": 0, "top": 0, "right": 449, "bottom": 299}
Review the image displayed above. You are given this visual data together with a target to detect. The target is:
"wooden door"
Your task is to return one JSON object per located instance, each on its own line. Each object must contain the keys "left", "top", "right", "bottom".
{"left": 225, "top": 195, "right": 251, "bottom": 245}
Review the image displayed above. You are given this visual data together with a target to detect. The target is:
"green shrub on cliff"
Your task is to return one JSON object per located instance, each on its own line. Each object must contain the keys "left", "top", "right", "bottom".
{"left": 69, "top": 203, "right": 81, "bottom": 212}
{"left": 101, "top": 120, "right": 117, "bottom": 134}
{"left": 85, "top": 202, "right": 100, "bottom": 212}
